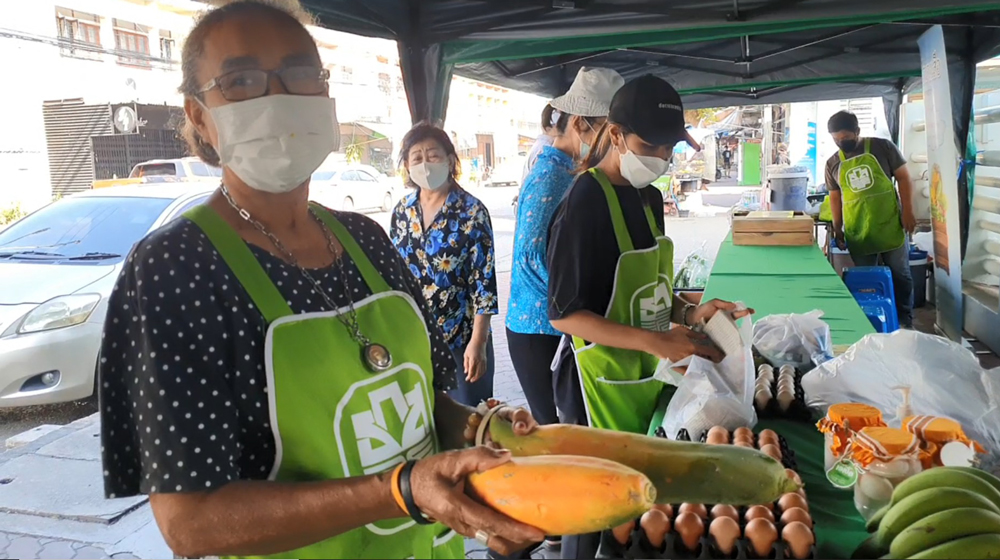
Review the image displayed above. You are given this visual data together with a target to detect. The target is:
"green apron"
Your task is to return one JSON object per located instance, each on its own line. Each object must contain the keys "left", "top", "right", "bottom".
{"left": 838, "top": 138, "right": 905, "bottom": 256}
{"left": 572, "top": 169, "right": 674, "bottom": 434}
{"left": 184, "top": 204, "right": 463, "bottom": 560}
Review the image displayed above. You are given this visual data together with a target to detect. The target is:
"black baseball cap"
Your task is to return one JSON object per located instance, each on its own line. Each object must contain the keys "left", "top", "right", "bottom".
{"left": 608, "top": 74, "right": 687, "bottom": 146}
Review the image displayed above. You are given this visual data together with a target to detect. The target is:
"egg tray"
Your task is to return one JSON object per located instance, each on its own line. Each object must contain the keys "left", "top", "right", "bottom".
{"left": 594, "top": 523, "right": 818, "bottom": 559}
{"left": 754, "top": 368, "right": 812, "bottom": 423}
{"left": 688, "top": 428, "right": 799, "bottom": 473}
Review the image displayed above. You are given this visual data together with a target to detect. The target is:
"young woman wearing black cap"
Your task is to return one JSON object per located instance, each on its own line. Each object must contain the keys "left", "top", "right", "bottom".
{"left": 545, "top": 75, "right": 751, "bottom": 557}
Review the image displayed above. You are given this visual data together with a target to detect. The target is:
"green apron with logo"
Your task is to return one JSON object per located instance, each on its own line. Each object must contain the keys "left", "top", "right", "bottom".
{"left": 185, "top": 204, "right": 463, "bottom": 560}
{"left": 572, "top": 169, "right": 674, "bottom": 434}
{"left": 838, "top": 138, "right": 905, "bottom": 256}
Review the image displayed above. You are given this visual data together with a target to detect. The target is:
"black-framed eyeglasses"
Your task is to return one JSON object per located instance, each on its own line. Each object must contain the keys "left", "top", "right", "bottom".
{"left": 198, "top": 66, "right": 330, "bottom": 102}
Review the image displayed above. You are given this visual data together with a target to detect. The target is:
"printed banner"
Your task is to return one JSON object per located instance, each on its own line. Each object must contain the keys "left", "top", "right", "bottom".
{"left": 918, "top": 25, "right": 964, "bottom": 341}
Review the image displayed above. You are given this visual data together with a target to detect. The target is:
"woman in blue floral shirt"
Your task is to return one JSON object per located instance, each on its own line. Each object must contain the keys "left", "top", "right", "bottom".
{"left": 391, "top": 123, "right": 499, "bottom": 407}
{"left": 507, "top": 67, "right": 624, "bottom": 425}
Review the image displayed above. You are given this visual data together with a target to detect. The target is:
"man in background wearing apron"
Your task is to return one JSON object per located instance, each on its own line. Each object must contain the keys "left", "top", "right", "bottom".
{"left": 825, "top": 111, "right": 917, "bottom": 329}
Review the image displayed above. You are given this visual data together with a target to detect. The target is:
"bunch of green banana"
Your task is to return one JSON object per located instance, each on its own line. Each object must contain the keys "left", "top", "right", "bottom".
{"left": 856, "top": 466, "right": 1000, "bottom": 559}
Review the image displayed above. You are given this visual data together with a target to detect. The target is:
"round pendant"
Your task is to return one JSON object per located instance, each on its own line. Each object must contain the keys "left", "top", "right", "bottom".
{"left": 363, "top": 343, "right": 392, "bottom": 372}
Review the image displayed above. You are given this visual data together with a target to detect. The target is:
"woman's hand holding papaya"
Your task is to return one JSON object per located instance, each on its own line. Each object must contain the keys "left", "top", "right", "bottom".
{"left": 409, "top": 447, "right": 545, "bottom": 555}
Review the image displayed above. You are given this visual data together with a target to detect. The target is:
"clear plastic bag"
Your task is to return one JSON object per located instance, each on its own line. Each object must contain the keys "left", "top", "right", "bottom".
{"left": 752, "top": 310, "right": 834, "bottom": 371}
{"left": 656, "top": 307, "right": 758, "bottom": 438}
{"left": 673, "top": 244, "right": 714, "bottom": 291}
{"left": 802, "top": 330, "right": 1000, "bottom": 454}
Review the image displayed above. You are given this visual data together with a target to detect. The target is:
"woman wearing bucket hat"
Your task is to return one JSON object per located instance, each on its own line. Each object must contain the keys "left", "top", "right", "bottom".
{"left": 545, "top": 75, "right": 751, "bottom": 557}
{"left": 507, "top": 67, "right": 624, "bottom": 428}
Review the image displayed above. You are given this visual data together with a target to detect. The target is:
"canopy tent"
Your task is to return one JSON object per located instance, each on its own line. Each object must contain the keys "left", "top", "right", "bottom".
{"left": 302, "top": 0, "right": 1000, "bottom": 256}
{"left": 303, "top": 2, "right": 1000, "bottom": 129}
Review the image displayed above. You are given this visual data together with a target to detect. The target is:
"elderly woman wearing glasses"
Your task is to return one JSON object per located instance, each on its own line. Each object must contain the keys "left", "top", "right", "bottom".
{"left": 390, "top": 124, "right": 500, "bottom": 408}
{"left": 97, "top": 2, "right": 543, "bottom": 559}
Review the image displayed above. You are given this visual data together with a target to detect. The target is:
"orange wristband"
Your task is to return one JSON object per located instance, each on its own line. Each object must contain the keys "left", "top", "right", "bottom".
{"left": 390, "top": 463, "right": 409, "bottom": 516}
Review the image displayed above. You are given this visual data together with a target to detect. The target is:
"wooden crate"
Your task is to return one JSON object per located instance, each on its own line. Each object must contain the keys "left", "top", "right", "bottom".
{"left": 731, "top": 211, "right": 815, "bottom": 246}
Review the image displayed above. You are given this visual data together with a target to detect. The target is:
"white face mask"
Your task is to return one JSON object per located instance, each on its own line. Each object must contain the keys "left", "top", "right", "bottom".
{"left": 617, "top": 137, "right": 670, "bottom": 188}
{"left": 202, "top": 95, "right": 338, "bottom": 193}
{"left": 409, "top": 161, "right": 451, "bottom": 191}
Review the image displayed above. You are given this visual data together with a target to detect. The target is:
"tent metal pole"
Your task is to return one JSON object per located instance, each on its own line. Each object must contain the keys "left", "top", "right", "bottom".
{"left": 513, "top": 50, "right": 614, "bottom": 77}
{"left": 753, "top": 25, "right": 877, "bottom": 62}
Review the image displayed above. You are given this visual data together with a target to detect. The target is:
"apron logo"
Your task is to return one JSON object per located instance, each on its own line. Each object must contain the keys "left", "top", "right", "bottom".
{"left": 845, "top": 165, "right": 875, "bottom": 192}
{"left": 347, "top": 380, "right": 434, "bottom": 476}
{"left": 636, "top": 281, "right": 672, "bottom": 332}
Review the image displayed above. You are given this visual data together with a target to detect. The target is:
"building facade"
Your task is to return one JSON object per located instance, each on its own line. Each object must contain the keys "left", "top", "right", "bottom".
{"left": 0, "top": 0, "right": 545, "bottom": 212}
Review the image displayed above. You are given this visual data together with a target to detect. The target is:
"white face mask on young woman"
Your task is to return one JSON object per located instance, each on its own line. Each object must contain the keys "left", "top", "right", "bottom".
{"left": 202, "top": 94, "right": 338, "bottom": 193}
{"left": 617, "top": 136, "right": 670, "bottom": 188}
{"left": 408, "top": 161, "right": 451, "bottom": 191}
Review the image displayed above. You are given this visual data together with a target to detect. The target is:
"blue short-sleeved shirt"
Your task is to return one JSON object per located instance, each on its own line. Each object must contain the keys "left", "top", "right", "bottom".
{"left": 507, "top": 145, "right": 576, "bottom": 335}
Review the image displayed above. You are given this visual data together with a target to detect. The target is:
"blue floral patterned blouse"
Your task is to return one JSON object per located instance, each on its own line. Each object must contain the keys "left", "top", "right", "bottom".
{"left": 507, "top": 145, "right": 576, "bottom": 336}
{"left": 390, "top": 187, "right": 498, "bottom": 351}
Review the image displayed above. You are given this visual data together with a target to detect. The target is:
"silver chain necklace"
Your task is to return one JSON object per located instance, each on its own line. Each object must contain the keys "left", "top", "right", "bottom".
{"left": 219, "top": 184, "right": 392, "bottom": 372}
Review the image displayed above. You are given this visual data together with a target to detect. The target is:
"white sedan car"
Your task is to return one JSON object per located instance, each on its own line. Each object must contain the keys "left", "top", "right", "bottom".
{"left": 309, "top": 164, "right": 403, "bottom": 212}
{"left": 0, "top": 184, "right": 213, "bottom": 407}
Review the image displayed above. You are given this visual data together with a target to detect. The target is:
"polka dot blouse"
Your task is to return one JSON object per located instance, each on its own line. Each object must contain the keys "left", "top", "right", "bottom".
{"left": 99, "top": 211, "right": 457, "bottom": 499}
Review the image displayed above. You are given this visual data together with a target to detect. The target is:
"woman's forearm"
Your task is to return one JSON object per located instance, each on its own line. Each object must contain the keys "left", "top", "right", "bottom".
{"left": 435, "top": 391, "right": 476, "bottom": 450}
{"left": 551, "top": 310, "right": 653, "bottom": 354}
{"left": 471, "top": 313, "right": 492, "bottom": 345}
{"left": 150, "top": 472, "right": 399, "bottom": 558}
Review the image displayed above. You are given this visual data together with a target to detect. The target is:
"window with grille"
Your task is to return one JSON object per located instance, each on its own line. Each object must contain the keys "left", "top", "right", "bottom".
{"left": 115, "top": 29, "right": 150, "bottom": 67}
{"left": 158, "top": 30, "right": 175, "bottom": 61}
{"left": 160, "top": 37, "right": 174, "bottom": 60}
{"left": 56, "top": 8, "right": 101, "bottom": 60}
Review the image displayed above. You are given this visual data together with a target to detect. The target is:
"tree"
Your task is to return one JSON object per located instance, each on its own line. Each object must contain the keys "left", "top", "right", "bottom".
{"left": 345, "top": 142, "right": 364, "bottom": 163}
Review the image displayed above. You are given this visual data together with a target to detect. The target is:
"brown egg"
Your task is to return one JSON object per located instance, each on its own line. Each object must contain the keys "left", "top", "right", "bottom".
{"left": 760, "top": 443, "right": 783, "bottom": 461}
{"left": 674, "top": 512, "right": 705, "bottom": 551}
{"left": 711, "top": 504, "right": 740, "bottom": 522}
{"left": 679, "top": 503, "right": 708, "bottom": 519}
{"left": 640, "top": 508, "right": 671, "bottom": 549}
{"left": 782, "top": 521, "right": 816, "bottom": 559}
{"left": 785, "top": 468, "right": 803, "bottom": 486}
{"left": 706, "top": 426, "right": 731, "bottom": 445}
{"left": 745, "top": 505, "right": 775, "bottom": 523}
{"left": 779, "top": 492, "right": 810, "bottom": 513}
{"left": 611, "top": 519, "right": 634, "bottom": 545}
{"left": 709, "top": 516, "right": 741, "bottom": 555}
{"left": 652, "top": 503, "right": 673, "bottom": 519}
{"left": 758, "top": 432, "right": 780, "bottom": 447}
{"left": 734, "top": 427, "right": 754, "bottom": 441}
{"left": 744, "top": 518, "right": 779, "bottom": 557}
{"left": 780, "top": 507, "right": 813, "bottom": 527}
{"left": 735, "top": 440, "right": 755, "bottom": 449}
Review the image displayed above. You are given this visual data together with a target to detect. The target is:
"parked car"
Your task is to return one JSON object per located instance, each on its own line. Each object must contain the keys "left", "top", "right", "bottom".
{"left": 0, "top": 184, "right": 214, "bottom": 407}
{"left": 485, "top": 158, "right": 524, "bottom": 187}
{"left": 92, "top": 157, "right": 222, "bottom": 189}
{"left": 309, "top": 164, "right": 401, "bottom": 212}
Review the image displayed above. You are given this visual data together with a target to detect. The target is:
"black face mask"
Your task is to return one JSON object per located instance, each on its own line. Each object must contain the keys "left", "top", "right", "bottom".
{"left": 837, "top": 138, "right": 859, "bottom": 152}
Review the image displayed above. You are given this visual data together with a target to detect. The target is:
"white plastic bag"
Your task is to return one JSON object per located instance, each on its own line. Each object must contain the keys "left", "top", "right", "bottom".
{"left": 752, "top": 310, "right": 833, "bottom": 371}
{"left": 657, "top": 307, "right": 757, "bottom": 438}
{"left": 802, "top": 330, "right": 1000, "bottom": 453}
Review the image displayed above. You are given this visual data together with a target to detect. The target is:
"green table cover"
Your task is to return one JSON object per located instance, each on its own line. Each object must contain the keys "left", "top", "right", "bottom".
{"left": 701, "top": 235, "right": 875, "bottom": 558}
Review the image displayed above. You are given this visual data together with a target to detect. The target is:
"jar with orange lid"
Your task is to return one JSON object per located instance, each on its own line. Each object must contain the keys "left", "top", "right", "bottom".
{"left": 849, "top": 427, "right": 922, "bottom": 520}
{"left": 903, "top": 415, "right": 986, "bottom": 467}
{"left": 816, "top": 403, "right": 886, "bottom": 473}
